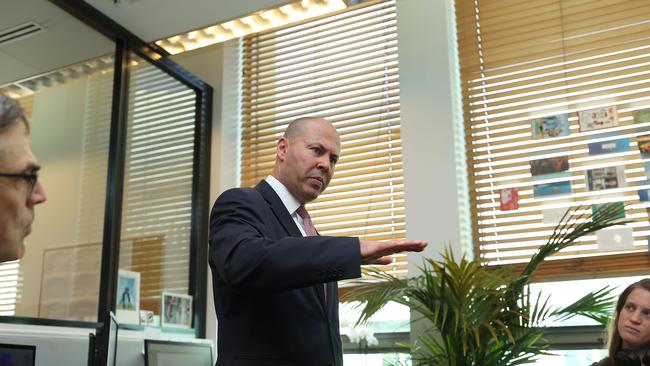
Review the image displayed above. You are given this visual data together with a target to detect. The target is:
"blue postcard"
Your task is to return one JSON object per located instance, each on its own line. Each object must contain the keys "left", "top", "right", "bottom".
{"left": 587, "top": 138, "right": 630, "bottom": 155}
{"left": 533, "top": 181, "right": 572, "bottom": 198}
{"left": 531, "top": 114, "right": 570, "bottom": 139}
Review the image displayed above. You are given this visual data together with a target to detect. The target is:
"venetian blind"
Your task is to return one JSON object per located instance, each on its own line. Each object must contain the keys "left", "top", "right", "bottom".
{"left": 241, "top": 0, "right": 406, "bottom": 276}
{"left": 457, "top": 0, "right": 650, "bottom": 278}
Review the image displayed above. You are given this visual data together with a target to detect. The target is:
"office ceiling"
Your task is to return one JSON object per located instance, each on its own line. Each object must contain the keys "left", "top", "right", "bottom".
{"left": 83, "top": 0, "right": 295, "bottom": 42}
{"left": 0, "top": 0, "right": 113, "bottom": 86}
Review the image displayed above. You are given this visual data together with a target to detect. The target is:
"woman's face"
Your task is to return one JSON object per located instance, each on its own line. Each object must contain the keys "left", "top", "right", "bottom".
{"left": 618, "top": 288, "right": 650, "bottom": 350}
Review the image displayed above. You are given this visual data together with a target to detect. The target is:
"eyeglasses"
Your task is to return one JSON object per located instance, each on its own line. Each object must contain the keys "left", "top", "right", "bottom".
{"left": 0, "top": 172, "right": 39, "bottom": 194}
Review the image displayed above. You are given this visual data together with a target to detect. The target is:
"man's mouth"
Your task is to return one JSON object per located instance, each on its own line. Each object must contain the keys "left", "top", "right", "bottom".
{"left": 308, "top": 176, "right": 324, "bottom": 187}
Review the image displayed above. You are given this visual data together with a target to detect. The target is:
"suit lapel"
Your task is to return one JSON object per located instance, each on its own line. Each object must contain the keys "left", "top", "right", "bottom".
{"left": 256, "top": 180, "right": 302, "bottom": 237}
{"left": 256, "top": 180, "right": 330, "bottom": 315}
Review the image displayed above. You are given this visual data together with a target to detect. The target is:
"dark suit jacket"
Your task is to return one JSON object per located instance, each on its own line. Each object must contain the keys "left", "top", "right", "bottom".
{"left": 209, "top": 180, "right": 361, "bottom": 366}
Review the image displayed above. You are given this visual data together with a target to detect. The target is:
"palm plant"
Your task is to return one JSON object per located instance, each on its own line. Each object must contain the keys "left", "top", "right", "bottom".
{"left": 342, "top": 203, "right": 628, "bottom": 365}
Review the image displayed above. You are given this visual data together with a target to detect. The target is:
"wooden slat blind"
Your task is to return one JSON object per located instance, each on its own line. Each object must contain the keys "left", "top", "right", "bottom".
{"left": 457, "top": 0, "right": 650, "bottom": 276}
{"left": 241, "top": 0, "right": 407, "bottom": 276}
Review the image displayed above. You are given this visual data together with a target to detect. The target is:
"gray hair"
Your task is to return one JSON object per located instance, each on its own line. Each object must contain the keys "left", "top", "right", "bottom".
{"left": 0, "top": 93, "right": 29, "bottom": 133}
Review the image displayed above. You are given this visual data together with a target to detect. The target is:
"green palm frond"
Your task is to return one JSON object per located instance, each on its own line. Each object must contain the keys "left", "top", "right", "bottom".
{"left": 343, "top": 203, "right": 626, "bottom": 365}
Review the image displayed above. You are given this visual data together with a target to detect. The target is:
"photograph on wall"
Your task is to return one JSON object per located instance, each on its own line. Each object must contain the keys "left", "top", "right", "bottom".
{"left": 116, "top": 269, "right": 140, "bottom": 324}
{"left": 637, "top": 135, "right": 650, "bottom": 157}
{"left": 533, "top": 181, "right": 572, "bottom": 198}
{"left": 634, "top": 108, "right": 650, "bottom": 124}
{"left": 639, "top": 180, "right": 650, "bottom": 202}
{"left": 591, "top": 202, "right": 625, "bottom": 220}
{"left": 579, "top": 106, "right": 618, "bottom": 132}
{"left": 161, "top": 292, "right": 193, "bottom": 328}
{"left": 499, "top": 187, "right": 519, "bottom": 211}
{"left": 587, "top": 138, "right": 630, "bottom": 156}
{"left": 529, "top": 156, "right": 569, "bottom": 176}
{"left": 531, "top": 113, "right": 570, "bottom": 139}
{"left": 585, "top": 166, "right": 626, "bottom": 191}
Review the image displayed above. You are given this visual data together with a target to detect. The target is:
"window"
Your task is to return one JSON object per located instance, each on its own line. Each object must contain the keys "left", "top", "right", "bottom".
{"left": 240, "top": 0, "right": 406, "bottom": 277}
{"left": 457, "top": 0, "right": 650, "bottom": 277}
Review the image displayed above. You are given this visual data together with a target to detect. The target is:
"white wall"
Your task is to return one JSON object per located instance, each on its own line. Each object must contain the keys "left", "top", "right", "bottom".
{"left": 19, "top": 79, "right": 89, "bottom": 316}
{"left": 397, "top": 0, "right": 469, "bottom": 268}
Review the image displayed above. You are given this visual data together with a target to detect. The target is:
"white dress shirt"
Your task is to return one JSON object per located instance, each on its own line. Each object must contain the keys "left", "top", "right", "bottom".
{"left": 265, "top": 175, "right": 308, "bottom": 236}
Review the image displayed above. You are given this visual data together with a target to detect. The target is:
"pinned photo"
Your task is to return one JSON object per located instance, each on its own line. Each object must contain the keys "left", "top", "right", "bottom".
{"left": 533, "top": 181, "right": 572, "bottom": 198}
{"left": 531, "top": 114, "right": 570, "bottom": 139}
{"left": 579, "top": 106, "right": 618, "bottom": 132}
{"left": 633, "top": 108, "right": 650, "bottom": 124}
{"left": 585, "top": 166, "right": 626, "bottom": 191}
{"left": 529, "top": 156, "right": 569, "bottom": 176}
{"left": 499, "top": 187, "right": 519, "bottom": 211}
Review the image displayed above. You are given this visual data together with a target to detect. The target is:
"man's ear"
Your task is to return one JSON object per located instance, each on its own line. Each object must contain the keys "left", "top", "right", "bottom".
{"left": 276, "top": 137, "right": 288, "bottom": 161}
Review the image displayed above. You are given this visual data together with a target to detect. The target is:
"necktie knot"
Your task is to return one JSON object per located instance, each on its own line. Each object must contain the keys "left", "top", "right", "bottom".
{"left": 296, "top": 205, "right": 310, "bottom": 220}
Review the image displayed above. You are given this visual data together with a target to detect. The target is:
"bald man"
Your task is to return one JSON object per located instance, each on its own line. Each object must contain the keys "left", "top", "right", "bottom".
{"left": 209, "top": 117, "right": 426, "bottom": 366}
{"left": 0, "top": 94, "right": 47, "bottom": 263}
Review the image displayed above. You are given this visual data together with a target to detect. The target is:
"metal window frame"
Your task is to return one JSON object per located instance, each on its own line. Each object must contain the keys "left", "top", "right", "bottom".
{"left": 0, "top": 0, "right": 212, "bottom": 339}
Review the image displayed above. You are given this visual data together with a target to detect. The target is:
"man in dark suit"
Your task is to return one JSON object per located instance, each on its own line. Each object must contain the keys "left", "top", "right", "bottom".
{"left": 209, "top": 117, "right": 427, "bottom": 366}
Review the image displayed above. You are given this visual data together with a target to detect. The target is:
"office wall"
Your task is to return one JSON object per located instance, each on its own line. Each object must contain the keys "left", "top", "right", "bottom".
{"left": 18, "top": 79, "right": 89, "bottom": 316}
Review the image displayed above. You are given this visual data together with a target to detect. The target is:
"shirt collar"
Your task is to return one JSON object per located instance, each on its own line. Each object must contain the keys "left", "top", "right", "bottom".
{"left": 265, "top": 175, "right": 302, "bottom": 215}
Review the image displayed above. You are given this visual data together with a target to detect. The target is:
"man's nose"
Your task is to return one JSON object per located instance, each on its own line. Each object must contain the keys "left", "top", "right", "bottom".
{"left": 28, "top": 182, "right": 47, "bottom": 205}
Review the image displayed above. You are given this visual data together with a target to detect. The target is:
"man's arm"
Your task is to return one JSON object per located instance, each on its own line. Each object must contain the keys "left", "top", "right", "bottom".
{"left": 209, "top": 188, "right": 361, "bottom": 293}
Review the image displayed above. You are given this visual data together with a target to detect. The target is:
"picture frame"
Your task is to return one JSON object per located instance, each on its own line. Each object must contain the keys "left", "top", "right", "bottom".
{"left": 499, "top": 187, "right": 519, "bottom": 211}
{"left": 116, "top": 269, "right": 140, "bottom": 324}
{"left": 161, "top": 292, "right": 193, "bottom": 328}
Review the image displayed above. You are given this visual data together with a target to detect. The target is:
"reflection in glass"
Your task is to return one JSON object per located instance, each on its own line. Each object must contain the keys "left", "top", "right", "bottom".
{"left": 118, "top": 54, "right": 197, "bottom": 323}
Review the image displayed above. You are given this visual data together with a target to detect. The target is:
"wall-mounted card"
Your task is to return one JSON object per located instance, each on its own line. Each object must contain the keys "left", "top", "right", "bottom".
{"left": 591, "top": 202, "right": 625, "bottom": 220}
{"left": 638, "top": 180, "right": 650, "bottom": 201}
{"left": 529, "top": 156, "right": 569, "bottom": 176}
{"left": 596, "top": 226, "right": 634, "bottom": 251}
{"left": 585, "top": 166, "right": 626, "bottom": 191}
{"left": 531, "top": 113, "right": 570, "bottom": 139}
{"left": 587, "top": 138, "right": 630, "bottom": 155}
{"left": 633, "top": 108, "right": 650, "bottom": 124}
{"left": 499, "top": 188, "right": 519, "bottom": 211}
{"left": 637, "top": 135, "right": 650, "bottom": 157}
{"left": 533, "top": 181, "right": 572, "bottom": 198}
{"left": 542, "top": 207, "right": 569, "bottom": 224}
{"left": 579, "top": 106, "right": 618, "bottom": 132}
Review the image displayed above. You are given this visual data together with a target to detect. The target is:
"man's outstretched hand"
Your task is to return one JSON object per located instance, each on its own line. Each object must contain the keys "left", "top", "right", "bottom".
{"left": 359, "top": 239, "right": 428, "bottom": 265}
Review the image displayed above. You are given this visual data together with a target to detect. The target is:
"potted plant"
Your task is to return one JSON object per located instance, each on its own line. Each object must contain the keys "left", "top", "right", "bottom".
{"left": 342, "top": 203, "right": 627, "bottom": 365}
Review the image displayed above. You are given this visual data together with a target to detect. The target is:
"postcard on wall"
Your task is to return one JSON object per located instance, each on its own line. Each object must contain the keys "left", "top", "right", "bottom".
{"left": 637, "top": 135, "right": 650, "bottom": 157}
{"left": 639, "top": 180, "right": 650, "bottom": 202}
{"left": 116, "top": 269, "right": 140, "bottom": 324}
{"left": 634, "top": 108, "right": 650, "bottom": 124}
{"left": 499, "top": 187, "right": 519, "bottom": 211}
{"left": 596, "top": 226, "right": 634, "bottom": 251}
{"left": 585, "top": 166, "right": 626, "bottom": 191}
{"left": 531, "top": 114, "right": 570, "bottom": 139}
{"left": 587, "top": 138, "right": 630, "bottom": 156}
{"left": 529, "top": 156, "right": 569, "bottom": 176}
{"left": 591, "top": 202, "right": 625, "bottom": 220}
{"left": 542, "top": 206, "right": 569, "bottom": 224}
{"left": 161, "top": 292, "right": 193, "bottom": 328}
{"left": 533, "top": 181, "right": 572, "bottom": 198}
{"left": 579, "top": 106, "right": 618, "bottom": 132}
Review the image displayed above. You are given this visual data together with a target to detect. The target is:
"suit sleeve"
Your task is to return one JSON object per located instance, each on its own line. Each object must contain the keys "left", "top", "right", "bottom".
{"left": 209, "top": 188, "right": 361, "bottom": 293}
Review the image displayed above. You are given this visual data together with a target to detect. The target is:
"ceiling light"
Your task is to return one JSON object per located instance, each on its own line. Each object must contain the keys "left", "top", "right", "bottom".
{"left": 154, "top": 0, "right": 347, "bottom": 55}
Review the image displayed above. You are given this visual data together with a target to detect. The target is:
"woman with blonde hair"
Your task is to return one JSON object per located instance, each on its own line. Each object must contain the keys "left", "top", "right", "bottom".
{"left": 593, "top": 279, "right": 650, "bottom": 366}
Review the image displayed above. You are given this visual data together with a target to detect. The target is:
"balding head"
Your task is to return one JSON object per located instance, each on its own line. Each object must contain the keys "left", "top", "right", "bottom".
{"left": 272, "top": 117, "right": 341, "bottom": 203}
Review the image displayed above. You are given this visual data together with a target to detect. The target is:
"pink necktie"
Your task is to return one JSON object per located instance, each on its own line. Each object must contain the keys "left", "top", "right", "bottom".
{"left": 296, "top": 205, "right": 326, "bottom": 302}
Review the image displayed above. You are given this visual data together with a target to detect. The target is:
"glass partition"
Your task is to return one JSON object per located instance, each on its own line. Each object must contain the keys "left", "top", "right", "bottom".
{"left": 0, "top": 0, "right": 114, "bottom": 321}
{"left": 116, "top": 53, "right": 198, "bottom": 327}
